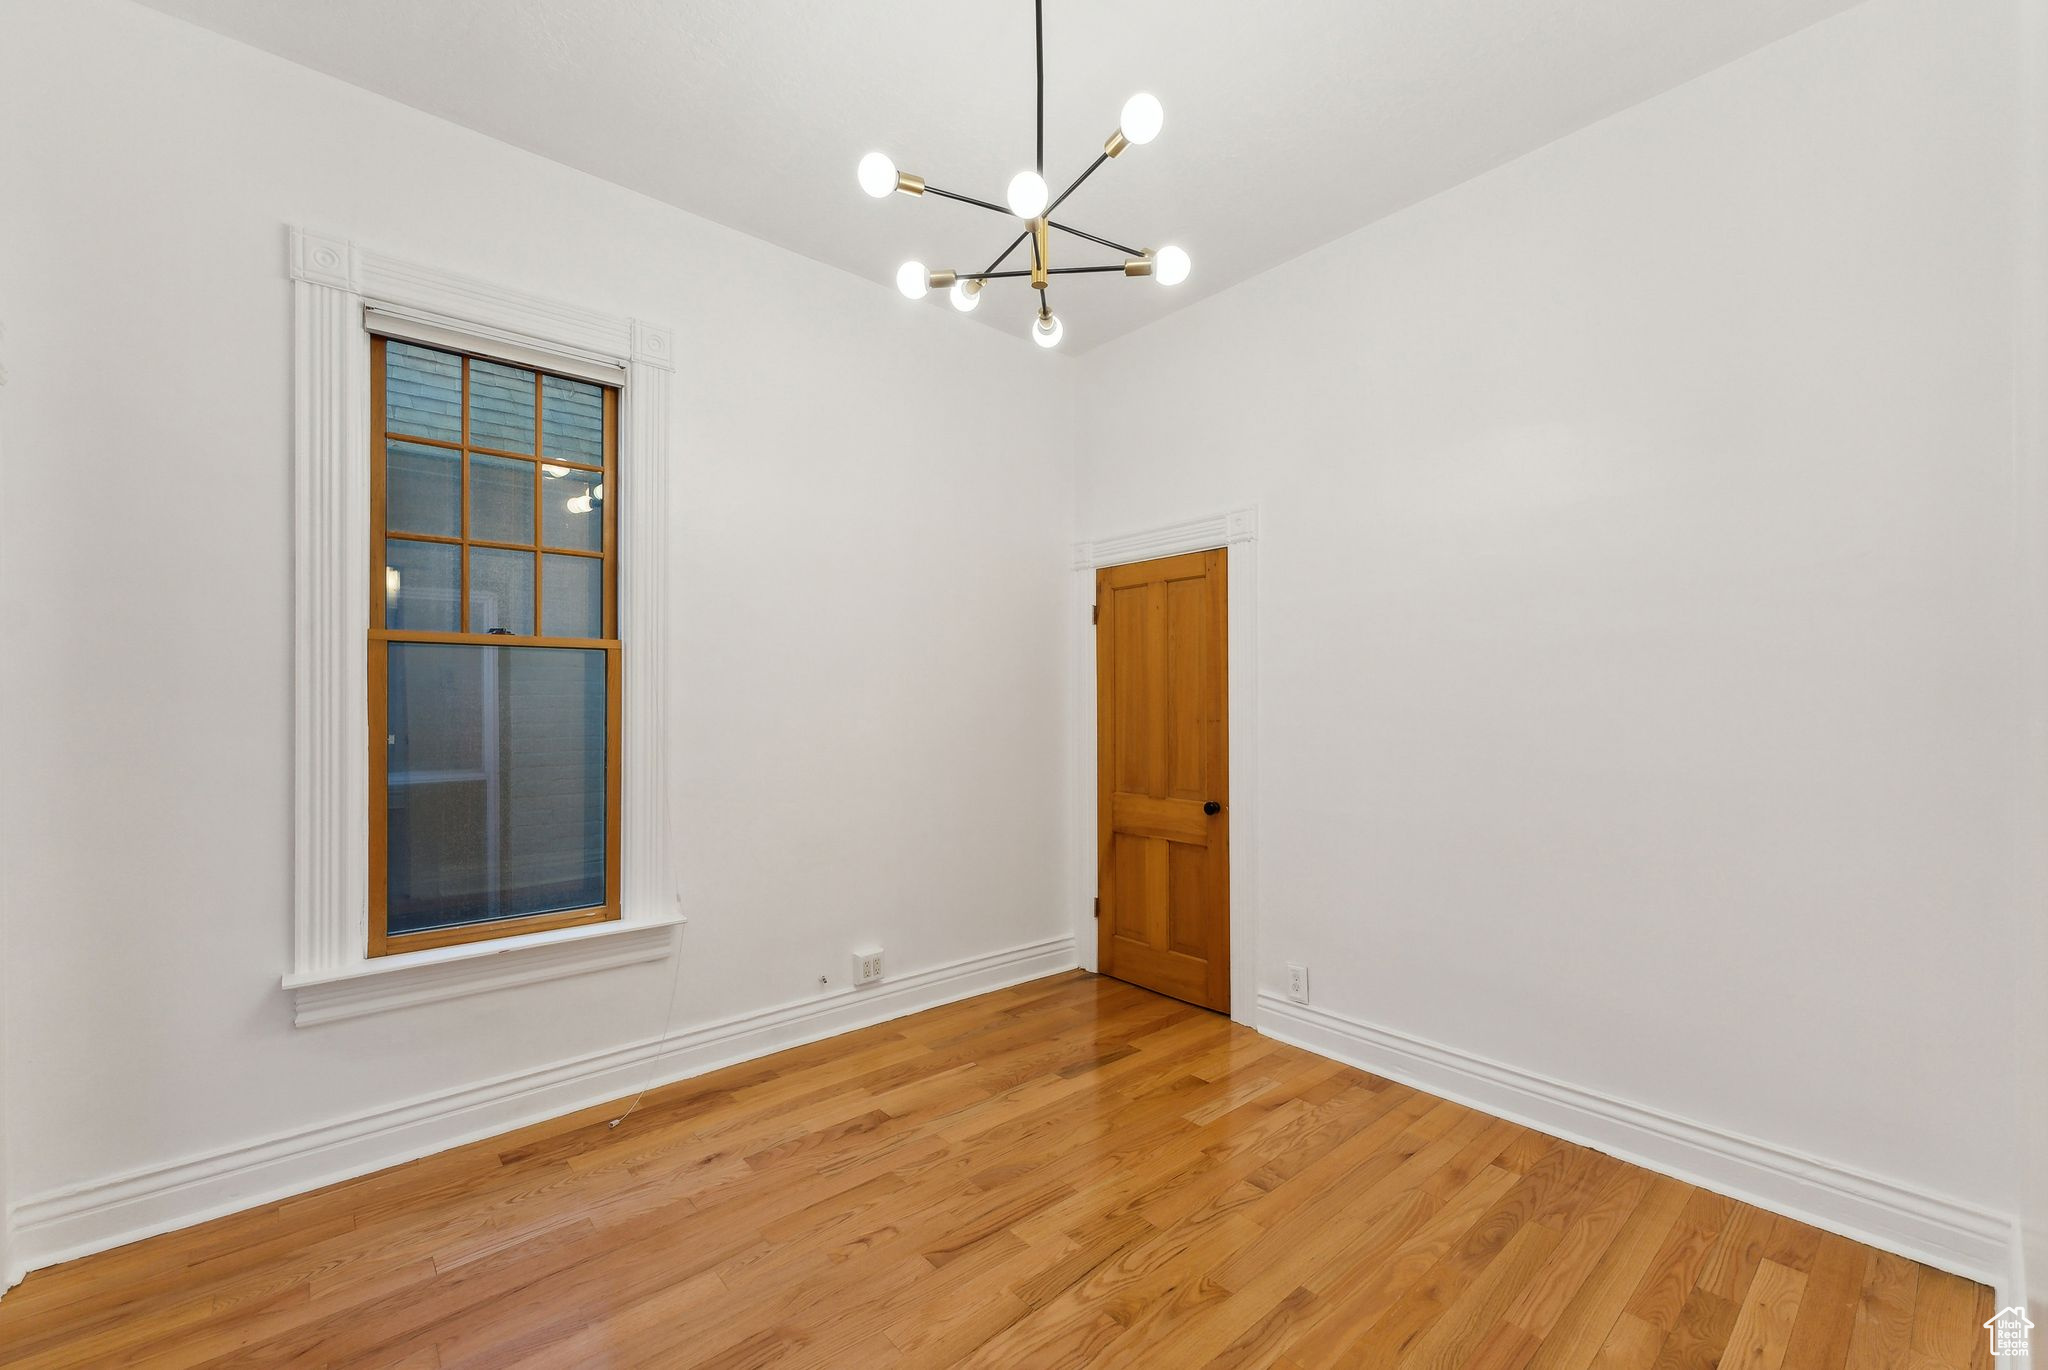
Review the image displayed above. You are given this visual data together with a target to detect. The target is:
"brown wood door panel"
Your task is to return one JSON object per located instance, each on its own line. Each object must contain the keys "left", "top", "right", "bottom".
{"left": 1096, "top": 548, "right": 1228, "bottom": 1012}
{"left": 1109, "top": 793, "right": 1209, "bottom": 843}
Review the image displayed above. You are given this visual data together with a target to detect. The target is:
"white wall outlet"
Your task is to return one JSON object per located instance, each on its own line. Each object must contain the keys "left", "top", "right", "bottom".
{"left": 852, "top": 948, "right": 884, "bottom": 987}
{"left": 1286, "top": 964, "right": 1309, "bottom": 1004}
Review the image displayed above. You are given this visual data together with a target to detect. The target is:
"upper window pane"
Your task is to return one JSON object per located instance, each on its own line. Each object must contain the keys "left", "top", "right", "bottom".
{"left": 468, "top": 547, "right": 535, "bottom": 635}
{"left": 384, "top": 539, "right": 460, "bottom": 631}
{"left": 469, "top": 453, "right": 535, "bottom": 545}
{"left": 385, "top": 440, "right": 461, "bottom": 538}
{"left": 542, "top": 554, "right": 603, "bottom": 638}
{"left": 542, "top": 375, "right": 605, "bottom": 464}
{"left": 541, "top": 468, "right": 604, "bottom": 551}
{"left": 469, "top": 359, "right": 536, "bottom": 453}
{"left": 385, "top": 342, "right": 462, "bottom": 443}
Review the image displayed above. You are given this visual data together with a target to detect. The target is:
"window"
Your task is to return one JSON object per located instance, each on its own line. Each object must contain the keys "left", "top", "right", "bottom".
{"left": 368, "top": 336, "right": 621, "bottom": 956}
{"left": 286, "top": 229, "right": 674, "bottom": 1024}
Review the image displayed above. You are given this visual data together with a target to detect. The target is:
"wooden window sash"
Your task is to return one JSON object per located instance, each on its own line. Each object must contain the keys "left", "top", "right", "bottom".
{"left": 368, "top": 336, "right": 623, "bottom": 958}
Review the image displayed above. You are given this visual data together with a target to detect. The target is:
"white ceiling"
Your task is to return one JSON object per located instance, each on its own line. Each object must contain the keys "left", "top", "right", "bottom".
{"left": 138, "top": 0, "right": 1860, "bottom": 352}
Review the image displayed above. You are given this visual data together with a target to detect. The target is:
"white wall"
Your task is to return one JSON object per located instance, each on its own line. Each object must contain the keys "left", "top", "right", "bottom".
{"left": 0, "top": 0, "right": 1074, "bottom": 1272}
{"left": 1075, "top": 0, "right": 2025, "bottom": 1258}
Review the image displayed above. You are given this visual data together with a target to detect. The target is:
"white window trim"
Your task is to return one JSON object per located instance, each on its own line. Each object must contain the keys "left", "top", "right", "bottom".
{"left": 284, "top": 226, "right": 680, "bottom": 1027}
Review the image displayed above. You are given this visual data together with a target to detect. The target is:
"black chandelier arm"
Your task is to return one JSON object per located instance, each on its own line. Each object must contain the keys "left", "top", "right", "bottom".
{"left": 1047, "top": 153, "right": 1108, "bottom": 217}
{"left": 922, "top": 183, "right": 1013, "bottom": 216}
{"left": 1050, "top": 220, "right": 1142, "bottom": 258}
{"left": 961, "top": 264, "right": 1131, "bottom": 282}
{"left": 983, "top": 229, "right": 1030, "bottom": 276}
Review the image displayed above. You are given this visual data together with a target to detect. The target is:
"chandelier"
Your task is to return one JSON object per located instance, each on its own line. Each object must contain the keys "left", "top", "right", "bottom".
{"left": 855, "top": 0, "right": 1189, "bottom": 350}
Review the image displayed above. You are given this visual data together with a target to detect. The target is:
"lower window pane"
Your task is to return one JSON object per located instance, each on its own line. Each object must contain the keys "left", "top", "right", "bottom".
{"left": 384, "top": 643, "right": 608, "bottom": 937}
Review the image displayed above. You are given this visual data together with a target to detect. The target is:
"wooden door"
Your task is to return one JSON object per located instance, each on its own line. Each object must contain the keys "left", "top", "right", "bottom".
{"left": 1096, "top": 549, "right": 1229, "bottom": 1011}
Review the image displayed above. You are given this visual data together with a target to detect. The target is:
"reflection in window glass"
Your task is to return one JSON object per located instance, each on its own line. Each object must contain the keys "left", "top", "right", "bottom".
{"left": 542, "top": 468, "right": 604, "bottom": 551}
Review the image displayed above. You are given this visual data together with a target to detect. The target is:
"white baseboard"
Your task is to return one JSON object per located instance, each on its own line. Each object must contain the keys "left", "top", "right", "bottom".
{"left": 1257, "top": 993, "right": 2012, "bottom": 1285}
{"left": 6, "top": 935, "right": 1077, "bottom": 1284}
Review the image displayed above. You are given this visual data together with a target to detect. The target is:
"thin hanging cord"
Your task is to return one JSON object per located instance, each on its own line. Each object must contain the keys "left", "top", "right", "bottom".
{"left": 1034, "top": 0, "right": 1044, "bottom": 174}
{"left": 609, "top": 919, "right": 687, "bottom": 1129}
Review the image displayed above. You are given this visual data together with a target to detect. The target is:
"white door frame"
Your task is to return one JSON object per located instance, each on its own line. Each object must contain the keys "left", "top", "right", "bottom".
{"left": 1070, "top": 507, "right": 1259, "bottom": 1025}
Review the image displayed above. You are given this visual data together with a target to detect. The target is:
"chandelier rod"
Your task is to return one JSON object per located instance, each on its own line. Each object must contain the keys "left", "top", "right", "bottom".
{"left": 1035, "top": 0, "right": 1045, "bottom": 175}
{"left": 1049, "top": 154, "right": 1108, "bottom": 217}
{"left": 964, "top": 264, "right": 1130, "bottom": 281}
{"left": 923, "top": 184, "right": 1011, "bottom": 215}
{"left": 1050, "top": 221, "right": 1141, "bottom": 257}
{"left": 984, "top": 229, "right": 1029, "bottom": 277}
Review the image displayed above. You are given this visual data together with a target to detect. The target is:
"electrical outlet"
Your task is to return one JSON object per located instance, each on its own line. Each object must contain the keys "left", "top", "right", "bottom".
{"left": 1286, "top": 964, "right": 1309, "bottom": 1004}
{"left": 852, "top": 948, "right": 884, "bottom": 987}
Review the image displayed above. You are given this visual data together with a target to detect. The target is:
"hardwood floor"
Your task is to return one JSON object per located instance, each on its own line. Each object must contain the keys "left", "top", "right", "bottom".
{"left": 0, "top": 972, "right": 1995, "bottom": 1368}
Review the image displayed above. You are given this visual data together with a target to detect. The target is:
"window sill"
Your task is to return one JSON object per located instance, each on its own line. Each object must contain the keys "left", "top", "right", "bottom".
{"left": 282, "top": 914, "right": 685, "bottom": 1026}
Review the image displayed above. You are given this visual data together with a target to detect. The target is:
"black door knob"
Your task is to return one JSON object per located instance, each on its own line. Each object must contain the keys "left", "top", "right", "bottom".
{"left": 1204, "top": 801, "right": 1221, "bottom": 815}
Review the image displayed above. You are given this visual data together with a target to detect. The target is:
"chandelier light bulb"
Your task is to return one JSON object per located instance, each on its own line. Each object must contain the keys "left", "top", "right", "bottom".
{"left": 1032, "top": 312, "right": 1064, "bottom": 349}
{"left": 857, "top": 152, "right": 898, "bottom": 198}
{"left": 1005, "top": 170, "right": 1049, "bottom": 219}
{"left": 950, "top": 280, "right": 982, "bottom": 312}
{"left": 1119, "top": 93, "right": 1164, "bottom": 146}
{"left": 1153, "top": 244, "right": 1191, "bottom": 286}
{"left": 896, "top": 261, "right": 930, "bottom": 299}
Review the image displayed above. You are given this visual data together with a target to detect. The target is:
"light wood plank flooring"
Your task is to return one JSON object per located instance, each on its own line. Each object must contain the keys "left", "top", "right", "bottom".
{"left": 0, "top": 972, "right": 1995, "bottom": 1368}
